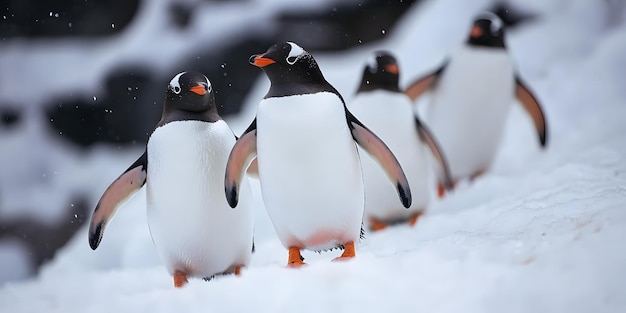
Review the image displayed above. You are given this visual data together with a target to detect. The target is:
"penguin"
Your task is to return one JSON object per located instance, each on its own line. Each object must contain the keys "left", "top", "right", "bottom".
{"left": 349, "top": 51, "right": 453, "bottom": 231}
{"left": 88, "top": 71, "right": 254, "bottom": 287}
{"left": 224, "top": 42, "right": 411, "bottom": 267}
{"left": 405, "top": 12, "right": 547, "bottom": 197}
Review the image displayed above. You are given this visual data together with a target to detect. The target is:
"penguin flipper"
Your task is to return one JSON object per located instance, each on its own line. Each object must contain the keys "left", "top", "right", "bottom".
{"left": 246, "top": 158, "right": 259, "bottom": 178}
{"left": 346, "top": 111, "right": 412, "bottom": 208}
{"left": 414, "top": 116, "right": 454, "bottom": 190}
{"left": 225, "top": 119, "right": 258, "bottom": 208}
{"left": 404, "top": 63, "right": 447, "bottom": 102}
{"left": 88, "top": 151, "right": 148, "bottom": 250}
{"left": 237, "top": 131, "right": 260, "bottom": 178}
{"left": 516, "top": 77, "right": 547, "bottom": 147}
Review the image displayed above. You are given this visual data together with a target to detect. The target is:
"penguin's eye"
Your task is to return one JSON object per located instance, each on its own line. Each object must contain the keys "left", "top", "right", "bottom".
{"left": 366, "top": 55, "right": 378, "bottom": 73}
{"left": 169, "top": 72, "right": 185, "bottom": 94}
{"left": 488, "top": 19, "right": 502, "bottom": 34}
{"left": 170, "top": 85, "right": 181, "bottom": 94}
{"left": 490, "top": 25, "right": 500, "bottom": 35}
{"left": 286, "top": 56, "right": 298, "bottom": 65}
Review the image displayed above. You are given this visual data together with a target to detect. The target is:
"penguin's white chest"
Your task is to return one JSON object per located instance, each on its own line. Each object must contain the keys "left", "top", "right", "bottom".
{"left": 256, "top": 92, "right": 364, "bottom": 251}
{"left": 146, "top": 120, "right": 253, "bottom": 278}
{"left": 427, "top": 46, "right": 514, "bottom": 180}
{"left": 350, "top": 90, "right": 430, "bottom": 220}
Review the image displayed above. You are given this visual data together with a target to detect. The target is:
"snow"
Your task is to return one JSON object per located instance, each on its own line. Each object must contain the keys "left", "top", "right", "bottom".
{"left": 0, "top": 239, "right": 33, "bottom": 283}
{"left": 2, "top": 0, "right": 626, "bottom": 312}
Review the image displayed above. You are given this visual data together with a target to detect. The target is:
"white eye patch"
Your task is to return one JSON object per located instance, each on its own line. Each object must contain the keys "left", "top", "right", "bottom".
{"left": 169, "top": 72, "right": 186, "bottom": 94}
{"left": 286, "top": 42, "right": 306, "bottom": 65}
{"left": 202, "top": 74, "right": 212, "bottom": 92}
{"left": 477, "top": 11, "right": 503, "bottom": 33}
{"left": 366, "top": 54, "right": 378, "bottom": 73}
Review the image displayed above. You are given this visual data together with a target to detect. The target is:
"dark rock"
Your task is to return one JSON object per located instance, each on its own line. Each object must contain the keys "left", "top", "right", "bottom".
{"left": 276, "top": 0, "right": 417, "bottom": 51}
{"left": 168, "top": 2, "right": 194, "bottom": 30}
{"left": 0, "top": 106, "right": 21, "bottom": 128}
{"left": 45, "top": 67, "right": 161, "bottom": 148}
{"left": 0, "top": 0, "right": 140, "bottom": 38}
{"left": 0, "top": 195, "right": 89, "bottom": 270}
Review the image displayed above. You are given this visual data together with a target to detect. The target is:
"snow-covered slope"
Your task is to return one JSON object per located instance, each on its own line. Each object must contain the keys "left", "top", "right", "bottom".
{"left": 1, "top": 0, "right": 625, "bottom": 312}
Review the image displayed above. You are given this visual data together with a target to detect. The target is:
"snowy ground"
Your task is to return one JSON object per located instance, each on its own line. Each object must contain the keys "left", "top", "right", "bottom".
{"left": 2, "top": 0, "right": 626, "bottom": 312}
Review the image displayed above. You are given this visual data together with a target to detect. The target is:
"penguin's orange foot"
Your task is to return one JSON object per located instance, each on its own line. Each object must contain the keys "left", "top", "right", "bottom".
{"left": 438, "top": 181, "right": 457, "bottom": 198}
{"left": 408, "top": 211, "right": 424, "bottom": 227}
{"left": 234, "top": 266, "right": 242, "bottom": 276}
{"left": 369, "top": 217, "right": 388, "bottom": 232}
{"left": 437, "top": 183, "right": 446, "bottom": 198}
{"left": 287, "top": 261, "right": 306, "bottom": 268}
{"left": 173, "top": 270, "right": 188, "bottom": 288}
{"left": 287, "top": 247, "right": 306, "bottom": 268}
{"left": 332, "top": 242, "right": 356, "bottom": 262}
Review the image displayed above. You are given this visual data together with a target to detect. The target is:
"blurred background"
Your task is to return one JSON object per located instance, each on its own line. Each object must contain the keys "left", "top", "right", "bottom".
{"left": 0, "top": 0, "right": 624, "bottom": 285}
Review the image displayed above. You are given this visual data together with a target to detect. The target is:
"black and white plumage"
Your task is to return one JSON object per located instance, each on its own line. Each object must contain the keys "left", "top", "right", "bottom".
{"left": 89, "top": 71, "right": 254, "bottom": 287}
{"left": 350, "top": 51, "right": 452, "bottom": 228}
{"left": 405, "top": 13, "right": 547, "bottom": 190}
{"left": 225, "top": 42, "right": 411, "bottom": 265}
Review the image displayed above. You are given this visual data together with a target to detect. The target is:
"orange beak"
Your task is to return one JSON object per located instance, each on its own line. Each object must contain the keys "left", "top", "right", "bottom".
{"left": 189, "top": 83, "right": 207, "bottom": 95}
{"left": 252, "top": 55, "right": 276, "bottom": 67}
{"left": 385, "top": 64, "right": 399, "bottom": 75}
{"left": 470, "top": 25, "right": 483, "bottom": 38}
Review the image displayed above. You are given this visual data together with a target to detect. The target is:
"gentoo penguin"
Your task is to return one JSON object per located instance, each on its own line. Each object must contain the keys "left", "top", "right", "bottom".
{"left": 405, "top": 13, "right": 547, "bottom": 197}
{"left": 349, "top": 51, "right": 453, "bottom": 231}
{"left": 88, "top": 71, "right": 254, "bottom": 287}
{"left": 225, "top": 42, "right": 411, "bottom": 267}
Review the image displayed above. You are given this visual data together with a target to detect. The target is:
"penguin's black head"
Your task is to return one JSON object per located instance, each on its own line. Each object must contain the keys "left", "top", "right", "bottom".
{"left": 249, "top": 42, "right": 331, "bottom": 98}
{"left": 467, "top": 13, "right": 505, "bottom": 48}
{"left": 357, "top": 51, "right": 400, "bottom": 93}
{"left": 158, "top": 71, "right": 221, "bottom": 126}
{"left": 165, "top": 71, "right": 215, "bottom": 113}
